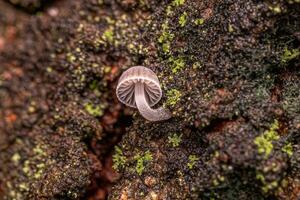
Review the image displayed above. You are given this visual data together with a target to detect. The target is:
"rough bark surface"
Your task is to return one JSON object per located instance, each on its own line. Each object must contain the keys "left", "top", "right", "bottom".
{"left": 0, "top": 0, "right": 299, "bottom": 199}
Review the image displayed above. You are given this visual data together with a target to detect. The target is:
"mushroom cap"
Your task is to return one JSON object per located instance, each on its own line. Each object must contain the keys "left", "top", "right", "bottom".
{"left": 116, "top": 66, "right": 162, "bottom": 108}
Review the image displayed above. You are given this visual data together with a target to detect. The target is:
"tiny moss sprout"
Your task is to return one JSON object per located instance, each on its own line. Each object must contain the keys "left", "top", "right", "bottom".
{"left": 179, "top": 12, "right": 188, "bottom": 27}
{"left": 166, "top": 89, "right": 182, "bottom": 106}
{"left": 112, "top": 146, "right": 127, "bottom": 171}
{"left": 282, "top": 142, "right": 293, "bottom": 157}
{"left": 254, "top": 120, "right": 280, "bottom": 158}
{"left": 194, "top": 18, "right": 204, "bottom": 25}
{"left": 187, "top": 155, "right": 199, "bottom": 169}
{"left": 168, "top": 133, "right": 182, "bottom": 147}
{"left": 84, "top": 103, "right": 104, "bottom": 117}
{"left": 169, "top": 57, "right": 185, "bottom": 73}
{"left": 134, "top": 150, "right": 153, "bottom": 175}
{"left": 102, "top": 27, "right": 114, "bottom": 43}
{"left": 281, "top": 47, "right": 300, "bottom": 63}
{"left": 172, "top": 0, "right": 185, "bottom": 6}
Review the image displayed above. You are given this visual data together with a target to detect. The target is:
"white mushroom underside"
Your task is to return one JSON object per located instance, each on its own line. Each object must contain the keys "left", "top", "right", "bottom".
{"left": 117, "top": 79, "right": 161, "bottom": 108}
{"left": 116, "top": 66, "right": 171, "bottom": 121}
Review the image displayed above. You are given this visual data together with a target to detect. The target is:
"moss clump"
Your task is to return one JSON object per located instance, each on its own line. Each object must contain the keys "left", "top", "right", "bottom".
{"left": 166, "top": 5, "right": 173, "bottom": 16}
{"left": 281, "top": 142, "right": 293, "bottom": 157}
{"left": 172, "top": 0, "right": 185, "bottom": 7}
{"left": 168, "top": 133, "right": 182, "bottom": 147}
{"left": 84, "top": 103, "right": 104, "bottom": 117}
{"left": 179, "top": 12, "right": 188, "bottom": 27}
{"left": 169, "top": 57, "right": 185, "bottom": 73}
{"left": 187, "top": 155, "right": 199, "bottom": 169}
{"left": 254, "top": 120, "right": 280, "bottom": 158}
{"left": 102, "top": 27, "right": 114, "bottom": 43}
{"left": 89, "top": 80, "right": 101, "bottom": 96}
{"left": 256, "top": 172, "right": 279, "bottom": 193}
{"left": 158, "top": 23, "right": 172, "bottom": 42}
{"left": 112, "top": 146, "right": 127, "bottom": 171}
{"left": 268, "top": 5, "right": 282, "bottom": 13}
{"left": 281, "top": 47, "right": 300, "bottom": 63}
{"left": 212, "top": 175, "right": 225, "bottom": 186}
{"left": 134, "top": 150, "right": 153, "bottom": 175}
{"left": 228, "top": 24, "right": 234, "bottom": 32}
{"left": 11, "top": 153, "right": 21, "bottom": 164}
{"left": 194, "top": 18, "right": 204, "bottom": 25}
{"left": 158, "top": 22, "right": 174, "bottom": 54}
{"left": 166, "top": 89, "right": 182, "bottom": 106}
{"left": 66, "top": 52, "right": 76, "bottom": 63}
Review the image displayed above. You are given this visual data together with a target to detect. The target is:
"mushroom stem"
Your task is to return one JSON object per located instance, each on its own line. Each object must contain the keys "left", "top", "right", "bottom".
{"left": 135, "top": 82, "right": 171, "bottom": 122}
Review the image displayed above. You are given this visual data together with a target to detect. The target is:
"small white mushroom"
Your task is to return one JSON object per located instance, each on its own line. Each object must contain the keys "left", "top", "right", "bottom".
{"left": 116, "top": 66, "right": 171, "bottom": 122}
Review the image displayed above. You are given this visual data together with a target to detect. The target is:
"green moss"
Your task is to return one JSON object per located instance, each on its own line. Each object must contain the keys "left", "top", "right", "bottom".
{"left": 84, "top": 103, "right": 104, "bottom": 117}
{"left": 179, "top": 12, "right": 188, "bottom": 27}
{"left": 166, "top": 5, "right": 173, "bottom": 16}
{"left": 33, "top": 144, "right": 47, "bottom": 157}
{"left": 104, "top": 66, "right": 111, "bottom": 73}
{"left": 268, "top": 5, "right": 282, "bottom": 13}
{"left": 102, "top": 27, "right": 114, "bottom": 43}
{"left": 34, "top": 168, "right": 44, "bottom": 179}
{"left": 89, "top": 80, "right": 97, "bottom": 90}
{"left": 212, "top": 179, "right": 219, "bottom": 186}
{"left": 228, "top": 24, "right": 234, "bottom": 32}
{"left": 168, "top": 133, "right": 182, "bottom": 147}
{"left": 194, "top": 18, "right": 204, "bottom": 25}
{"left": 67, "top": 53, "right": 76, "bottom": 63}
{"left": 281, "top": 47, "right": 300, "bottom": 63}
{"left": 112, "top": 146, "right": 127, "bottom": 171}
{"left": 162, "top": 42, "right": 171, "bottom": 54}
{"left": 281, "top": 142, "right": 293, "bottom": 157}
{"left": 187, "top": 155, "right": 199, "bottom": 169}
{"left": 172, "top": 0, "right": 185, "bottom": 6}
{"left": 192, "top": 62, "right": 202, "bottom": 69}
{"left": 12, "top": 153, "right": 21, "bottom": 164}
{"left": 254, "top": 120, "right": 280, "bottom": 158}
{"left": 256, "top": 172, "right": 265, "bottom": 183}
{"left": 263, "top": 181, "right": 278, "bottom": 193}
{"left": 158, "top": 22, "right": 174, "bottom": 54}
{"left": 212, "top": 175, "right": 225, "bottom": 186}
{"left": 166, "top": 89, "right": 182, "bottom": 106}
{"left": 19, "top": 183, "right": 29, "bottom": 192}
{"left": 134, "top": 150, "right": 153, "bottom": 175}
{"left": 169, "top": 57, "right": 185, "bottom": 73}
{"left": 256, "top": 171, "right": 279, "bottom": 192}
{"left": 89, "top": 80, "right": 101, "bottom": 96}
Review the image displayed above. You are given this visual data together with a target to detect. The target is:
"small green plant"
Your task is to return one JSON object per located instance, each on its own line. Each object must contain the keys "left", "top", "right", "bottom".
{"left": 158, "top": 22, "right": 174, "bottom": 54}
{"left": 179, "top": 12, "right": 188, "bottom": 27}
{"left": 268, "top": 5, "right": 282, "bottom": 13}
{"left": 89, "top": 80, "right": 101, "bottom": 96}
{"left": 172, "top": 0, "right": 185, "bottom": 6}
{"left": 256, "top": 171, "right": 279, "bottom": 193}
{"left": 212, "top": 175, "right": 225, "bottom": 186}
{"left": 166, "top": 89, "right": 182, "bottom": 106}
{"left": 112, "top": 146, "right": 126, "bottom": 170}
{"left": 168, "top": 133, "right": 182, "bottom": 147}
{"left": 67, "top": 52, "right": 76, "bottom": 63}
{"left": 187, "top": 155, "right": 199, "bottom": 169}
{"left": 228, "top": 24, "right": 234, "bottom": 32}
{"left": 169, "top": 57, "right": 185, "bottom": 73}
{"left": 254, "top": 120, "right": 280, "bottom": 158}
{"left": 102, "top": 28, "right": 114, "bottom": 43}
{"left": 134, "top": 150, "right": 153, "bottom": 175}
{"left": 84, "top": 103, "right": 104, "bottom": 117}
{"left": 281, "top": 47, "right": 300, "bottom": 63}
{"left": 282, "top": 142, "right": 293, "bottom": 157}
{"left": 194, "top": 18, "right": 204, "bottom": 25}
